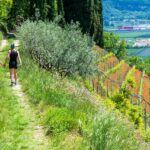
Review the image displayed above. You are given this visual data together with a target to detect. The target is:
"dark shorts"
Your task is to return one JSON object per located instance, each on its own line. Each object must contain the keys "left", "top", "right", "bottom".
{"left": 9, "top": 61, "right": 17, "bottom": 69}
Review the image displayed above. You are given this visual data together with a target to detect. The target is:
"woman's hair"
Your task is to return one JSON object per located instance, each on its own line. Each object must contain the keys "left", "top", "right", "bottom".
{"left": 11, "top": 43, "right": 15, "bottom": 49}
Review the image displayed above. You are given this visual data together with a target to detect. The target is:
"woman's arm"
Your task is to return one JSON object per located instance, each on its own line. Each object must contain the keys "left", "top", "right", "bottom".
{"left": 17, "top": 51, "right": 22, "bottom": 65}
{"left": 4, "top": 50, "right": 10, "bottom": 67}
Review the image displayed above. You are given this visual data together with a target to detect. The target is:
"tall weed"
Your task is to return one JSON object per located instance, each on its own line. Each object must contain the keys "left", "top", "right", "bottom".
{"left": 90, "top": 111, "right": 139, "bottom": 150}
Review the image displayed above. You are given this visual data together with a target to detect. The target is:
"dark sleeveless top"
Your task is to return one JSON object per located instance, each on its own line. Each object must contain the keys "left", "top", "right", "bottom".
{"left": 9, "top": 50, "right": 18, "bottom": 69}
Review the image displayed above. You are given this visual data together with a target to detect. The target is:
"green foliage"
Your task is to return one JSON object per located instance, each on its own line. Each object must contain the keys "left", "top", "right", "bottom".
{"left": 83, "top": 79, "right": 93, "bottom": 92}
{"left": 0, "top": 68, "right": 30, "bottom": 149}
{"left": 100, "top": 52, "right": 114, "bottom": 62}
{"left": 111, "top": 92, "right": 144, "bottom": 129}
{"left": 126, "top": 56, "right": 150, "bottom": 75}
{"left": 0, "top": 32, "right": 3, "bottom": 40}
{"left": 143, "top": 129, "right": 150, "bottom": 142}
{"left": 0, "top": 0, "right": 12, "bottom": 20}
{"left": 104, "top": 32, "right": 127, "bottom": 59}
{"left": 17, "top": 20, "right": 98, "bottom": 77}
{"left": 90, "top": 112, "right": 139, "bottom": 150}
{"left": 116, "top": 40, "right": 127, "bottom": 59}
{"left": 122, "top": 66, "right": 136, "bottom": 98}
{"left": 104, "top": 32, "right": 119, "bottom": 51}
{"left": 18, "top": 51, "right": 96, "bottom": 148}
{"left": 104, "top": 98, "right": 116, "bottom": 110}
{"left": 98, "top": 60, "right": 124, "bottom": 96}
{"left": 99, "top": 81, "right": 107, "bottom": 96}
{"left": 63, "top": 0, "right": 104, "bottom": 47}
{"left": 7, "top": 0, "right": 30, "bottom": 29}
{"left": 127, "top": 56, "right": 142, "bottom": 67}
{"left": 7, "top": 0, "right": 103, "bottom": 46}
{"left": 101, "top": 60, "right": 124, "bottom": 81}
{"left": 18, "top": 50, "right": 96, "bottom": 125}
{"left": 0, "top": 0, "right": 12, "bottom": 31}
{"left": 44, "top": 107, "right": 87, "bottom": 135}
{"left": 18, "top": 46, "right": 144, "bottom": 148}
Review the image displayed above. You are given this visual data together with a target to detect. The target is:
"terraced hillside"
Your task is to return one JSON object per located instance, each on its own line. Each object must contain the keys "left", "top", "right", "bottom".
{"left": 93, "top": 46, "right": 150, "bottom": 112}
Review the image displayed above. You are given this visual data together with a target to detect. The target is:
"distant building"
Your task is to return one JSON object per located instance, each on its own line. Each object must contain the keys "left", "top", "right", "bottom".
{"left": 134, "top": 24, "right": 150, "bottom": 30}
{"left": 118, "top": 26, "right": 133, "bottom": 31}
{"left": 118, "top": 24, "right": 150, "bottom": 31}
{"left": 133, "top": 39, "right": 150, "bottom": 47}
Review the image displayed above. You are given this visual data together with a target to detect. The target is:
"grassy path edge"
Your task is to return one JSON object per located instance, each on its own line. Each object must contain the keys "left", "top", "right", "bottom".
{"left": 0, "top": 40, "right": 50, "bottom": 149}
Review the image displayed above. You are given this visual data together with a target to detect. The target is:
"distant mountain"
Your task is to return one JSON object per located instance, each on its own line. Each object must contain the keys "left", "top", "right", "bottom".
{"left": 103, "top": 0, "right": 150, "bottom": 11}
{"left": 103, "top": 0, "right": 150, "bottom": 27}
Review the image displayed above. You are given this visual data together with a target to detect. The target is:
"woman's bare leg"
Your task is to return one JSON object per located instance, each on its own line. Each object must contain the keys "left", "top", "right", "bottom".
{"left": 14, "top": 69, "right": 17, "bottom": 84}
{"left": 10, "top": 69, "right": 14, "bottom": 85}
{"left": 10, "top": 69, "right": 13, "bottom": 82}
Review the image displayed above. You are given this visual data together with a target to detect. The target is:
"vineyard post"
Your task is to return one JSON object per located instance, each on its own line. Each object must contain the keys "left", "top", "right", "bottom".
{"left": 106, "top": 80, "right": 109, "bottom": 97}
{"left": 96, "top": 84, "right": 99, "bottom": 94}
{"left": 149, "top": 88, "right": 150, "bottom": 101}
{"left": 89, "top": 77, "right": 91, "bottom": 87}
{"left": 97, "top": 75, "right": 100, "bottom": 94}
{"left": 144, "top": 101, "right": 147, "bottom": 130}
{"left": 130, "top": 96, "right": 133, "bottom": 104}
{"left": 113, "top": 61, "right": 115, "bottom": 67}
{"left": 137, "top": 95, "right": 141, "bottom": 105}
{"left": 119, "top": 83, "right": 122, "bottom": 93}
{"left": 92, "top": 80, "right": 95, "bottom": 91}
{"left": 110, "top": 83, "right": 112, "bottom": 97}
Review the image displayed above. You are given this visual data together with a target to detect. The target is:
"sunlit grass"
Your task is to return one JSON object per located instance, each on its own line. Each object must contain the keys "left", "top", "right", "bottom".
{"left": 0, "top": 68, "right": 29, "bottom": 149}
{"left": 114, "top": 30, "right": 150, "bottom": 39}
{"left": 17, "top": 49, "right": 145, "bottom": 149}
{"left": 0, "top": 32, "right": 3, "bottom": 41}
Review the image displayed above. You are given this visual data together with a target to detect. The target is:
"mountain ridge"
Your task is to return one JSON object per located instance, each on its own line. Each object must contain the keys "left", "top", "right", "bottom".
{"left": 103, "top": 0, "right": 150, "bottom": 27}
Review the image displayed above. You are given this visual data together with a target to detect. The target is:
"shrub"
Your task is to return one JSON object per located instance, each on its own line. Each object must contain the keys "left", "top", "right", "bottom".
{"left": 143, "top": 130, "right": 150, "bottom": 142}
{"left": 90, "top": 112, "right": 139, "bottom": 150}
{"left": 111, "top": 92, "right": 144, "bottom": 129}
{"left": 122, "top": 67, "right": 136, "bottom": 98}
{"left": 43, "top": 107, "right": 87, "bottom": 135}
{"left": 17, "top": 20, "right": 98, "bottom": 77}
{"left": 104, "top": 32, "right": 127, "bottom": 59}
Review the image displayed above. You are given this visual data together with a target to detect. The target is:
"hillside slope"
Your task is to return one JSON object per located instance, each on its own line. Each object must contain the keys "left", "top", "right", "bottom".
{"left": 0, "top": 37, "right": 150, "bottom": 148}
{"left": 93, "top": 46, "right": 150, "bottom": 112}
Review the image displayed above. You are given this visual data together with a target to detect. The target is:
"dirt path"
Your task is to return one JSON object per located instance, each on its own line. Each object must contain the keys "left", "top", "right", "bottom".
{"left": 12, "top": 81, "right": 50, "bottom": 149}
{"left": 0, "top": 40, "right": 7, "bottom": 66}
{"left": 0, "top": 39, "right": 7, "bottom": 50}
{"left": 0, "top": 40, "right": 50, "bottom": 149}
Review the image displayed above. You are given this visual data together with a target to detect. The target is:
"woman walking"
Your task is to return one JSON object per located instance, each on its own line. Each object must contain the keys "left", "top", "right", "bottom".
{"left": 4, "top": 43, "right": 22, "bottom": 86}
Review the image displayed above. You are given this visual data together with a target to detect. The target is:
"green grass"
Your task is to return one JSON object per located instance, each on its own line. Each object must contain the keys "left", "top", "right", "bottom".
{"left": 17, "top": 46, "right": 148, "bottom": 149}
{"left": 0, "top": 67, "right": 52, "bottom": 149}
{"left": 114, "top": 30, "right": 150, "bottom": 39}
{"left": 91, "top": 111, "right": 139, "bottom": 150}
{"left": 113, "top": 30, "right": 150, "bottom": 57}
{"left": 127, "top": 48, "right": 143, "bottom": 55}
{"left": 0, "top": 31, "right": 3, "bottom": 41}
{"left": 1, "top": 38, "right": 149, "bottom": 149}
{"left": 0, "top": 68, "right": 29, "bottom": 149}
{"left": 0, "top": 40, "right": 51, "bottom": 149}
{"left": 18, "top": 51, "right": 97, "bottom": 149}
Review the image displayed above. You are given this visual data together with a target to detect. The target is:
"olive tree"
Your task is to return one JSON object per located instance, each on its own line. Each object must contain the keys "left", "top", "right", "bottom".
{"left": 17, "top": 20, "right": 98, "bottom": 77}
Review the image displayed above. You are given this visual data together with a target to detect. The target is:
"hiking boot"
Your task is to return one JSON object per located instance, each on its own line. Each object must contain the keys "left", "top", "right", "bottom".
{"left": 14, "top": 81, "right": 17, "bottom": 85}
{"left": 10, "top": 81, "right": 13, "bottom": 86}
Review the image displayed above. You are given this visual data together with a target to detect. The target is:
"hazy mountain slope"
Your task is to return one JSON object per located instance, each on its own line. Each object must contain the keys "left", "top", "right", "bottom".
{"left": 103, "top": 0, "right": 150, "bottom": 27}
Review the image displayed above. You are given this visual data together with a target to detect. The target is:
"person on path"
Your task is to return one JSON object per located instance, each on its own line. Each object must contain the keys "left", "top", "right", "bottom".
{"left": 4, "top": 43, "right": 22, "bottom": 86}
